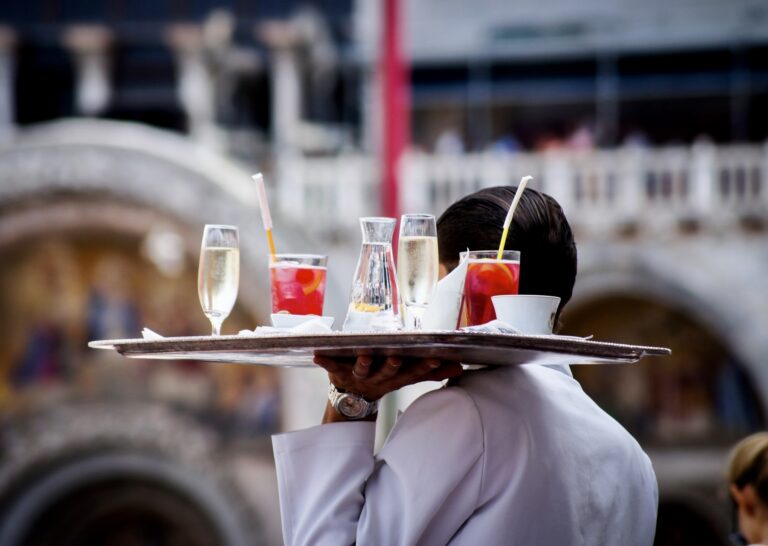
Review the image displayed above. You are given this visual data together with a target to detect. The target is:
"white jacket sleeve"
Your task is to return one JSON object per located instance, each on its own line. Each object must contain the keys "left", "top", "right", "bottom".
{"left": 272, "top": 387, "right": 485, "bottom": 546}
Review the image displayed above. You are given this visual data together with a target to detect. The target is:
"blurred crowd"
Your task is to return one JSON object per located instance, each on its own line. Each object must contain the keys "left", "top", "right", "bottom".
{"left": 0, "top": 238, "right": 280, "bottom": 438}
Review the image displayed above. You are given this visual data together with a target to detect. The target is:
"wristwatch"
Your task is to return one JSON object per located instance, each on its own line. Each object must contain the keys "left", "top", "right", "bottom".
{"left": 328, "top": 384, "right": 379, "bottom": 420}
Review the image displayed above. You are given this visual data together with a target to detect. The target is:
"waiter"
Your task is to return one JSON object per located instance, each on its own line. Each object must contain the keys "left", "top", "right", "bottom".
{"left": 272, "top": 186, "right": 658, "bottom": 546}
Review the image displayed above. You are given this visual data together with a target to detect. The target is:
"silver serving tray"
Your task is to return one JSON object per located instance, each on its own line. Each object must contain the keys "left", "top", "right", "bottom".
{"left": 88, "top": 331, "right": 671, "bottom": 368}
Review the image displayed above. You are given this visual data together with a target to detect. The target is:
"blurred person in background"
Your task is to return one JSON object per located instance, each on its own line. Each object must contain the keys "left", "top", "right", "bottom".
{"left": 434, "top": 127, "right": 465, "bottom": 154}
{"left": 728, "top": 432, "right": 768, "bottom": 546}
{"left": 13, "top": 242, "right": 82, "bottom": 389}
{"left": 86, "top": 254, "right": 140, "bottom": 342}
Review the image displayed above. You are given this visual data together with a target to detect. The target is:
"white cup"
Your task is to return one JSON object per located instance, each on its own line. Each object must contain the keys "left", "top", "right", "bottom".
{"left": 270, "top": 313, "right": 334, "bottom": 329}
{"left": 491, "top": 295, "right": 561, "bottom": 335}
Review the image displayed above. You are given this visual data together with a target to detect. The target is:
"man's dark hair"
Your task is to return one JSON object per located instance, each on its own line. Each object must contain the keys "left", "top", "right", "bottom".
{"left": 436, "top": 185, "right": 577, "bottom": 317}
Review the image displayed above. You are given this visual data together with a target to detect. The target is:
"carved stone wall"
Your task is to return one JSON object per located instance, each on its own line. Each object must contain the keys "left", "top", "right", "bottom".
{"left": 574, "top": 236, "right": 768, "bottom": 414}
{"left": 0, "top": 118, "right": 347, "bottom": 320}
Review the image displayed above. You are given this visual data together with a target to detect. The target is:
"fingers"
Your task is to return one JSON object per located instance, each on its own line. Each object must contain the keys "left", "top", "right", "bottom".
{"left": 370, "top": 356, "right": 402, "bottom": 380}
{"left": 352, "top": 355, "right": 373, "bottom": 379}
{"left": 427, "top": 362, "right": 464, "bottom": 381}
{"left": 313, "top": 355, "right": 343, "bottom": 372}
{"left": 314, "top": 355, "right": 359, "bottom": 373}
{"left": 406, "top": 358, "right": 463, "bottom": 383}
{"left": 368, "top": 357, "right": 454, "bottom": 386}
{"left": 411, "top": 358, "right": 441, "bottom": 377}
{"left": 314, "top": 354, "right": 463, "bottom": 394}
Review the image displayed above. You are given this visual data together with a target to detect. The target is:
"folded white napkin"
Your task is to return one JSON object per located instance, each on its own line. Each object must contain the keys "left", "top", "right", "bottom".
{"left": 141, "top": 319, "right": 334, "bottom": 340}
{"left": 238, "top": 317, "right": 334, "bottom": 336}
{"left": 458, "top": 319, "right": 580, "bottom": 374}
{"left": 461, "top": 320, "right": 591, "bottom": 341}
{"left": 461, "top": 319, "right": 522, "bottom": 334}
{"left": 142, "top": 327, "right": 165, "bottom": 340}
{"left": 421, "top": 253, "right": 468, "bottom": 330}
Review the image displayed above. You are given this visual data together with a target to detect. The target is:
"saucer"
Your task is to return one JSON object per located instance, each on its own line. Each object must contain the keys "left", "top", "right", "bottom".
{"left": 270, "top": 313, "right": 335, "bottom": 329}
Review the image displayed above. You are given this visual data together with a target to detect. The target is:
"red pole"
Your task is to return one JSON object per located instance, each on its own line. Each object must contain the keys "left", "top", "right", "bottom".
{"left": 381, "top": 0, "right": 410, "bottom": 222}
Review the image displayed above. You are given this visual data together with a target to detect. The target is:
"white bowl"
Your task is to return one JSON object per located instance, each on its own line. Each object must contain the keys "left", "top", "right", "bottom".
{"left": 270, "top": 313, "right": 334, "bottom": 329}
{"left": 491, "top": 295, "right": 560, "bottom": 335}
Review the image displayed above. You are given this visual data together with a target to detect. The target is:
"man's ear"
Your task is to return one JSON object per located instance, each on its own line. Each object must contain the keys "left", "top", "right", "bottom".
{"left": 732, "top": 484, "right": 745, "bottom": 507}
{"left": 732, "top": 484, "right": 761, "bottom": 516}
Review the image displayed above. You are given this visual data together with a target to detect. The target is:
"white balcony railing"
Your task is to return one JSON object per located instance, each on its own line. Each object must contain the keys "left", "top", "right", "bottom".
{"left": 273, "top": 144, "right": 768, "bottom": 239}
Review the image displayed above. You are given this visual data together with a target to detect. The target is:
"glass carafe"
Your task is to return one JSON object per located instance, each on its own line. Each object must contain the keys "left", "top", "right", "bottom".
{"left": 342, "top": 217, "right": 402, "bottom": 331}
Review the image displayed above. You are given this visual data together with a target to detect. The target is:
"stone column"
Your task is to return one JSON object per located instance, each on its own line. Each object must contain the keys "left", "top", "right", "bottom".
{"left": 202, "top": 9, "right": 262, "bottom": 128}
{"left": 690, "top": 141, "right": 717, "bottom": 219}
{"left": 354, "top": 0, "right": 380, "bottom": 155}
{"left": 166, "top": 24, "right": 222, "bottom": 150}
{"left": 360, "top": 65, "right": 380, "bottom": 155}
{"left": 730, "top": 48, "right": 749, "bottom": 142}
{"left": 63, "top": 25, "right": 112, "bottom": 117}
{"left": 0, "top": 27, "right": 15, "bottom": 136}
{"left": 596, "top": 55, "right": 618, "bottom": 147}
{"left": 466, "top": 60, "right": 492, "bottom": 149}
{"left": 258, "top": 21, "right": 303, "bottom": 153}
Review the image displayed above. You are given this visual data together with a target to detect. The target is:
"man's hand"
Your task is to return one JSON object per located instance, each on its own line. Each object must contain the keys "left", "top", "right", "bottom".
{"left": 315, "top": 354, "right": 464, "bottom": 423}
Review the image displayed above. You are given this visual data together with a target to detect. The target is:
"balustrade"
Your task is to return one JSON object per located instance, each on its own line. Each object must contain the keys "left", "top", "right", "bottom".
{"left": 273, "top": 144, "right": 768, "bottom": 239}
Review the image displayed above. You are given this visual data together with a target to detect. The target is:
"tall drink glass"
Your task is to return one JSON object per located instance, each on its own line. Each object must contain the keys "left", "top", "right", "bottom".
{"left": 398, "top": 213, "right": 438, "bottom": 330}
{"left": 270, "top": 254, "right": 327, "bottom": 315}
{"left": 461, "top": 250, "right": 520, "bottom": 326}
{"left": 198, "top": 224, "right": 240, "bottom": 336}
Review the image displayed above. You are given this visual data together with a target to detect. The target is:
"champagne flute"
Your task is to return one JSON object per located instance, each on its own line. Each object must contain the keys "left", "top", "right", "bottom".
{"left": 198, "top": 224, "right": 240, "bottom": 336}
{"left": 397, "top": 214, "right": 438, "bottom": 330}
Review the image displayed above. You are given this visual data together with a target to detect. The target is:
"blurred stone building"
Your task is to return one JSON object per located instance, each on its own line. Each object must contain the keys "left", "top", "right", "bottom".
{"left": 0, "top": 1, "right": 766, "bottom": 545}
{"left": 0, "top": 2, "right": 356, "bottom": 544}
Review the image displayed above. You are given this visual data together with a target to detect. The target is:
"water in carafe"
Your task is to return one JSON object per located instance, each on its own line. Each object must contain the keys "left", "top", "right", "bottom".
{"left": 342, "top": 217, "right": 402, "bottom": 331}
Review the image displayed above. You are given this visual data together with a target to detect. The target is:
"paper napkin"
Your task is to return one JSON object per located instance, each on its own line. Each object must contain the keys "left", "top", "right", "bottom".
{"left": 421, "top": 253, "right": 468, "bottom": 330}
{"left": 141, "top": 327, "right": 165, "bottom": 340}
{"left": 239, "top": 317, "right": 334, "bottom": 336}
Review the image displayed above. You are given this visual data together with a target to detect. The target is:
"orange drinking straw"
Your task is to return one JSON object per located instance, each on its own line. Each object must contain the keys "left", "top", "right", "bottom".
{"left": 266, "top": 229, "right": 276, "bottom": 259}
{"left": 496, "top": 176, "right": 532, "bottom": 260}
{"left": 252, "top": 173, "right": 277, "bottom": 260}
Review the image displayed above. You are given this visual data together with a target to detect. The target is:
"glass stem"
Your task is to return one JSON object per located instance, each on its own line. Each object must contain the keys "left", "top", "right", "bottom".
{"left": 407, "top": 305, "right": 426, "bottom": 330}
{"left": 211, "top": 319, "right": 223, "bottom": 336}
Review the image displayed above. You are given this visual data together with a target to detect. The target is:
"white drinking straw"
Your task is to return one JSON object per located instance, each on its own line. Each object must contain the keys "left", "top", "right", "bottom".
{"left": 496, "top": 175, "right": 533, "bottom": 260}
{"left": 252, "top": 173, "right": 276, "bottom": 258}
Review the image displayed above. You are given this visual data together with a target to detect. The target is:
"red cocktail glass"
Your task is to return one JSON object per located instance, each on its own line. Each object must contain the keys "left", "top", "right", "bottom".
{"left": 461, "top": 250, "right": 521, "bottom": 326}
{"left": 270, "top": 254, "right": 327, "bottom": 315}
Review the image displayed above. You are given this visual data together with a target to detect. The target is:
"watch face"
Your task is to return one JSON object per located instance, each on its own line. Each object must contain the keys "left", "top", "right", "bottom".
{"left": 338, "top": 394, "right": 367, "bottom": 418}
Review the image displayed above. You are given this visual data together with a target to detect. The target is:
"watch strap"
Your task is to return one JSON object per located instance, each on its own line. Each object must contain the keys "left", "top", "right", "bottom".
{"left": 328, "top": 384, "right": 379, "bottom": 419}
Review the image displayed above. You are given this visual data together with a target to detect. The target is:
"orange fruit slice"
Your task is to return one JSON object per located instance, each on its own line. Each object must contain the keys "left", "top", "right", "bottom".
{"left": 472, "top": 261, "right": 516, "bottom": 282}
{"left": 297, "top": 267, "right": 324, "bottom": 295}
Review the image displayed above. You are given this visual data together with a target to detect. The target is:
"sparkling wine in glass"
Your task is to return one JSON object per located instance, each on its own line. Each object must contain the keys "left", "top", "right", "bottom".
{"left": 397, "top": 214, "right": 438, "bottom": 330}
{"left": 198, "top": 224, "right": 239, "bottom": 336}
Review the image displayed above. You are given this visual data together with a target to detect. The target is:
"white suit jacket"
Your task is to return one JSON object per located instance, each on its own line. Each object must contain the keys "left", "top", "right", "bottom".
{"left": 272, "top": 364, "right": 658, "bottom": 545}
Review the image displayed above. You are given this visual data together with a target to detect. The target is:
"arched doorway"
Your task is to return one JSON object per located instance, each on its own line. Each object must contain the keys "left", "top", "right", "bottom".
{"left": 0, "top": 119, "right": 296, "bottom": 431}
{"left": 0, "top": 119, "right": 313, "bottom": 544}
{"left": 563, "top": 238, "right": 768, "bottom": 546}
{"left": 562, "top": 295, "right": 763, "bottom": 447}
{"left": 562, "top": 291, "right": 765, "bottom": 546}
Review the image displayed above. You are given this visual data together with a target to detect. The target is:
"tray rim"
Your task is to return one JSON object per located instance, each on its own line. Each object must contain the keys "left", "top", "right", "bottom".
{"left": 88, "top": 330, "right": 671, "bottom": 365}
